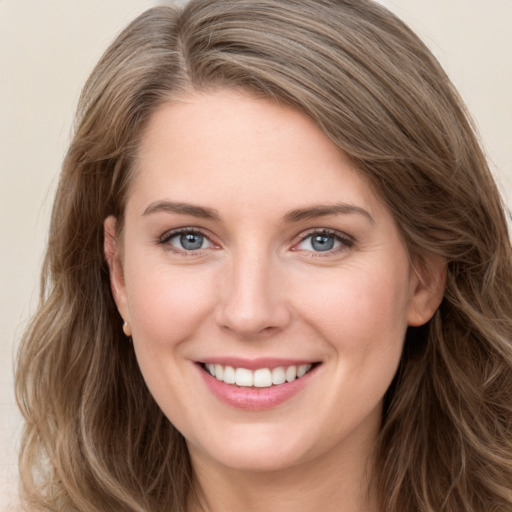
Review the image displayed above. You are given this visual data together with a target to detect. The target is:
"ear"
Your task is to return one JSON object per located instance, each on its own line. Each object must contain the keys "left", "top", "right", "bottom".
{"left": 407, "top": 254, "right": 446, "bottom": 327}
{"left": 104, "top": 215, "right": 130, "bottom": 325}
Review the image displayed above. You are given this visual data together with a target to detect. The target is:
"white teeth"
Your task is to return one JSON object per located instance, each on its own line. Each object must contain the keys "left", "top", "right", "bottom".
{"left": 285, "top": 365, "right": 297, "bottom": 382}
{"left": 214, "top": 364, "right": 224, "bottom": 381}
{"left": 235, "top": 368, "right": 253, "bottom": 387}
{"left": 253, "top": 368, "right": 272, "bottom": 388}
{"left": 271, "top": 367, "right": 286, "bottom": 385}
{"left": 297, "top": 364, "right": 309, "bottom": 378}
{"left": 205, "top": 363, "right": 313, "bottom": 387}
{"left": 223, "top": 365, "right": 236, "bottom": 384}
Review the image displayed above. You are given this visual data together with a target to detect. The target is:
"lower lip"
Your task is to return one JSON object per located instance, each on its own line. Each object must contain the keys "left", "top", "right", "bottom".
{"left": 197, "top": 364, "right": 319, "bottom": 411}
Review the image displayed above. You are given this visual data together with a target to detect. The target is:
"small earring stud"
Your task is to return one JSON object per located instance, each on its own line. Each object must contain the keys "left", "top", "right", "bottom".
{"left": 122, "top": 321, "right": 132, "bottom": 337}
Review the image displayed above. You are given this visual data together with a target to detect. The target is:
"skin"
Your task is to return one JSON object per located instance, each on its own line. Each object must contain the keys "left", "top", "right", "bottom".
{"left": 105, "top": 89, "right": 445, "bottom": 512}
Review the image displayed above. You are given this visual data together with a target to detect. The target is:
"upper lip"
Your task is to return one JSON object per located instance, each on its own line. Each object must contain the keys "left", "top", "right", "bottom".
{"left": 197, "top": 357, "right": 319, "bottom": 370}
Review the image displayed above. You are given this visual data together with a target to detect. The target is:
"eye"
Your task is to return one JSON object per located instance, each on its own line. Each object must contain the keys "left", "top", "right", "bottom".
{"left": 161, "top": 229, "right": 215, "bottom": 252}
{"left": 293, "top": 230, "right": 353, "bottom": 254}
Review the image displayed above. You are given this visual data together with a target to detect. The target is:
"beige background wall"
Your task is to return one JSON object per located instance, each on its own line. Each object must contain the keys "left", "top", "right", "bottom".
{"left": 1, "top": 1, "right": 510, "bottom": 509}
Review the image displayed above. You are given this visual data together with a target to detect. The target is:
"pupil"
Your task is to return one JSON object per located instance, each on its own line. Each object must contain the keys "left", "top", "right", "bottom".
{"left": 312, "top": 234, "right": 334, "bottom": 251}
{"left": 180, "top": 233, "right": 203, "bottom": 250}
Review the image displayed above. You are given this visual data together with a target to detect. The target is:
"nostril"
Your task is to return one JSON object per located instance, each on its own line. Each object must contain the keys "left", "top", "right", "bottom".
{"left": 214, "top": 264, "right": 293, "bottom": 337}
{"left": 219, "top": 322, "right": 283, "bottom": 340}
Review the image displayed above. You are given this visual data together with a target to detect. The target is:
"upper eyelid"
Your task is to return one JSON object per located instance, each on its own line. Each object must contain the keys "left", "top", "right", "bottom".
{"left": 296, "top": 228, "right": 354, "bottom": 243}
{"left": 158, "top": 228, "right": 217, "bottom": 256}
{"left": 159, "top": 226, "right": 215, "bottom": 243}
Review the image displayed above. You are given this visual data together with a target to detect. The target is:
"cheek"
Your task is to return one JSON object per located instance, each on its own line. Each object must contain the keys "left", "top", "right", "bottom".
{"left": 122, "top": 260, "right": 217, "bottom": 423}
{"left": 124, "top": 258, "right": 216, "bottom": 348}
{"left": 293, "top": 263, "right": 411, "bottom": 356}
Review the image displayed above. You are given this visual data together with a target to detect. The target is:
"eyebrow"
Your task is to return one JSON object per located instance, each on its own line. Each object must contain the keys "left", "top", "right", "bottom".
{"left": 142, "top": 200, "right": 374, "bottom": 224}
{"left": 142, "top": 200, "right": 221, "bottom": 221}
{"left": 283, "top": 203, "right": 374, "bottom": 224}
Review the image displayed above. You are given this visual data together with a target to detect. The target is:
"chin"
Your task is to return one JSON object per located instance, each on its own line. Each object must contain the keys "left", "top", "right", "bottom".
{"left": 186, "top": 424, "right": 327, "bottom": 475}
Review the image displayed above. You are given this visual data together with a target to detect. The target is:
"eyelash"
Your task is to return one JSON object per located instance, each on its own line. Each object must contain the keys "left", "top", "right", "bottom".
{"left": 293, "top": 229, "right": 354, "bottom": 256}
{"left": 158, "top": 227, "right": 354, "bottom": 256}
{"left": 159, "top": 227, "right": 217, "bottom": 256}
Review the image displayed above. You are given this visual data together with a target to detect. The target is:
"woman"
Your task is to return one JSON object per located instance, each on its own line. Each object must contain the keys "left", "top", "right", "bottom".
{"left": 16, "top": 1, "right": 512, "bottom": 511}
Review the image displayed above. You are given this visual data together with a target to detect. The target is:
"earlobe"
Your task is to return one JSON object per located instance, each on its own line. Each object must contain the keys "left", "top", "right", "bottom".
{"left": 104, "top": 215, "right": 129, "bottom": 323}
{"left": 407, "top": 255, "right": 446, "bottom": 327}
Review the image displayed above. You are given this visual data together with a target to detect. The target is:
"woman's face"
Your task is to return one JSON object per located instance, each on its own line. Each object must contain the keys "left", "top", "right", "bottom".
{"left": 106, "top": 89, "right": 442, "bottom": 475}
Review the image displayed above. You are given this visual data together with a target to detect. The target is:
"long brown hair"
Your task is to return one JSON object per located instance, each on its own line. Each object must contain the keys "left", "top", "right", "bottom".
{"left": 16, "top": 1, "right": 512, "bottom": 511}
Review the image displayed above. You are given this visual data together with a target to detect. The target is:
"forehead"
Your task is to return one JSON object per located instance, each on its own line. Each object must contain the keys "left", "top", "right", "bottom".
{"left": 129, "top": 89, "right": 381, "bottom": 219}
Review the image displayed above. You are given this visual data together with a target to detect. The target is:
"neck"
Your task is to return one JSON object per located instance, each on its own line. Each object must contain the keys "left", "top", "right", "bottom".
{"left": 187, "top": 435, "right": 380, "bottom": 512}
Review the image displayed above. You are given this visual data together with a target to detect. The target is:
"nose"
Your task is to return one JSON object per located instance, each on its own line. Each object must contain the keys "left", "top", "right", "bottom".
{"left": 215, "top": 248, "right": 292, "bottom": 339}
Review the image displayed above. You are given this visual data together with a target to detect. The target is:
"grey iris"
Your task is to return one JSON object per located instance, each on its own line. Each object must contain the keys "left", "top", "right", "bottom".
{"left": 311, "top": 234, "right": 334, "bottom": 251}
{"left": 180, "top": 233, "right": 204, "bottom": 250}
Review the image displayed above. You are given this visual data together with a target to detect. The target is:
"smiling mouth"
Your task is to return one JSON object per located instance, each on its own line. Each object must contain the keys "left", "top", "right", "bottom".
{"left": 201, "top": 363, "right": 318, "bottom": 388}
